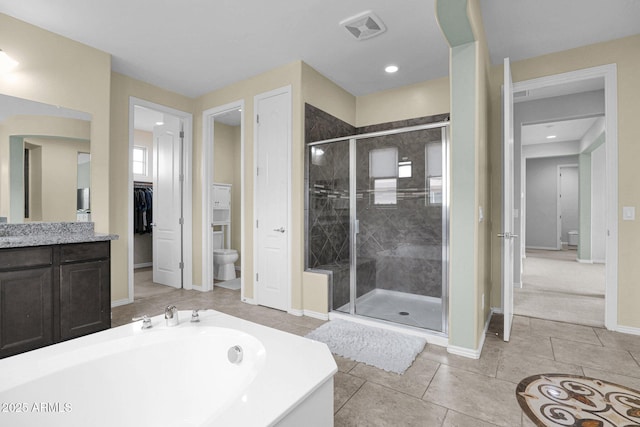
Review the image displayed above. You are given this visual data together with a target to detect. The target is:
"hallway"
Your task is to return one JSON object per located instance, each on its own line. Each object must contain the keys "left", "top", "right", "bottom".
{"left": 515, "top": 249, "right": 605, "bottom": 327}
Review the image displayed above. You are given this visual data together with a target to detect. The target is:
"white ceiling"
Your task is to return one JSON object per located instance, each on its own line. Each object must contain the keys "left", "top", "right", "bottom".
{"left": 521, "top": 116, "right": 602, "bottom": 146}
{"left": 0, "top": 1, "right": 638, "bottom": 98}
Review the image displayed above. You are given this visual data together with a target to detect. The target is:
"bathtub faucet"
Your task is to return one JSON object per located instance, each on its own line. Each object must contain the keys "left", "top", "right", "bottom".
{"left": 165, "top": 305, "right": 179, "bottom": 327}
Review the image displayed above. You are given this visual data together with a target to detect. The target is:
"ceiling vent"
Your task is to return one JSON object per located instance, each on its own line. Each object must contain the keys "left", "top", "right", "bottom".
{"left": 340, "top": 11, "right": 386, "bottom": 41}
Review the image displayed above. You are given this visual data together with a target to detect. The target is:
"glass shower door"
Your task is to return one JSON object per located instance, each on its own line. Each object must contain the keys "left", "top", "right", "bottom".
{"left": 306, "top": 140, "right": 351, "bottom": 314}
{"left": 353, "top": 127, "right": 448, "bottom": 332}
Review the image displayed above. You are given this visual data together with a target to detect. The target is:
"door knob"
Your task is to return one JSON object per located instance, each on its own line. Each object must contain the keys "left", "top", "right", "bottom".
{"left": 273, "top": 227, "right": 285, "bottom": 233}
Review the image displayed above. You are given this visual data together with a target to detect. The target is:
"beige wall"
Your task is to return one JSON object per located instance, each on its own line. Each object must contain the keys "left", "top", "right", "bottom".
{"left": 469, "top": 0, "right": 493, "bottom": 346}
{"left": 109, "top": 72, "right": 194, "bottom": 302}
{"left": 213, "top": 122, "right": 242, "bottom": 265}
{"left": 488, "top": 34, "right": 640, "bottom": 328}
{"left": 0, "top": 13, "right": 111, "bottom": 231}
{"left": 356, "top": 77, "right": 450, "bottom": 127}
{"left": 301, "top": 62, "right": 356, "bottom": 126}
{"left": 194, "top": 61, "right": 303, "bottom": 304}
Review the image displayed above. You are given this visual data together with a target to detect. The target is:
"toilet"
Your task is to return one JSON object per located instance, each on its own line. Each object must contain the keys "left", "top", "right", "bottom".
{"left": 213, "top": 248, "right": 238, "bottom": 280}
{"left": 568, "top": 230, "right": 579, "bottom": 247}
{"left": 212, "top": 230, "right": 238, "bottom": 281}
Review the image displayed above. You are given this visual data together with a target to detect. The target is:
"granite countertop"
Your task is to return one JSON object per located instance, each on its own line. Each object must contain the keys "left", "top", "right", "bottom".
{"left": 0, "top": 222, "right": 118, "bottom": 249}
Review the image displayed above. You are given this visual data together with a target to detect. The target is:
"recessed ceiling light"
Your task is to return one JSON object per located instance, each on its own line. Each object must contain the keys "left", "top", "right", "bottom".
{"left": 155, "top": 121, "right": 164, "bottom": 126}
{"left": 385, "top": 65, "right": 398, "bottom": 74}
{"left": 546, "top": 135, "right": 557, "bottom": 139}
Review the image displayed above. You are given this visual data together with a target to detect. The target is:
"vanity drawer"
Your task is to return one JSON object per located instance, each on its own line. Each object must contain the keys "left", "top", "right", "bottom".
{"left": 60, "top": 241, "right": 110, "bottom": 263}
{"left": 0, "top": 247, "right": 53, "bottom": 270}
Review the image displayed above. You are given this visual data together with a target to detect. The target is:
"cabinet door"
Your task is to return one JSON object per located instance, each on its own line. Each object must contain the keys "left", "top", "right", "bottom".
{"left": 0, "top": 267, "right": 54, "bottom": 358}
{"left": 60, "top": 260, "right": 110, "bottom": 340}
{"left": 213, "top": 185, "right": 231, "bottom": 208}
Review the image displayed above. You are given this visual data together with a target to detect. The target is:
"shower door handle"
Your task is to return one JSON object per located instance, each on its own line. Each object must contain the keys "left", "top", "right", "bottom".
{"left": 354, "top": 220, "right": 360, "bottom": 235}
{"left": 273, "top": 227, "right": 285, "bottom": 233}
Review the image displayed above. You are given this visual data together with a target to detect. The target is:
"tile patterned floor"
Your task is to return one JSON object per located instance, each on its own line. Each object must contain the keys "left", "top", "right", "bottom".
{"left": 111, "top": 284, "right": 640, "bottom": 427}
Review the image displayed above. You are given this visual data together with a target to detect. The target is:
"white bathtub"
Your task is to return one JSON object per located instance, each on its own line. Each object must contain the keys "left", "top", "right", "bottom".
{"left": 0, "top": 310, "right": 337, "bottom": 426}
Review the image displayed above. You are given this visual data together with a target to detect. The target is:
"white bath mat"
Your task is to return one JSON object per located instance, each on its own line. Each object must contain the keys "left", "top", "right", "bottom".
{"left": 215, "top": 278, "right": 241, "bottom": 290}
{"left": 305, "top": 319, "right": 426, "bottom": 374}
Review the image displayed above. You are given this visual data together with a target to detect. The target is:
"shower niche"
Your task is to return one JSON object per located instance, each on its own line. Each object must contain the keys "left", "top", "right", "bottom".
{"left": 305, "top": 105, "right": 449, "bottom": 334}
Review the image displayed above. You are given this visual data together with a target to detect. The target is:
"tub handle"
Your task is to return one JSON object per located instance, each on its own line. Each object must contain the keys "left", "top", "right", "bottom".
{"left": 191, "top": 309, "right": 201, "bottom": 322}
{"left": 132, "top": 315, "right": 152, "bottom": 329}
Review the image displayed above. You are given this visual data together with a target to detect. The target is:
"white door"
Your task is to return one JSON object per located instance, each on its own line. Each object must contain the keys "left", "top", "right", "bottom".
{"left": 501, "top": 58, "right": 516, "bottom": 341}
{"left": 255, "top": 88, "right": 291, "bottom": 311}
{"left": 152, "top": 115, "right": 183, "bottom": 288}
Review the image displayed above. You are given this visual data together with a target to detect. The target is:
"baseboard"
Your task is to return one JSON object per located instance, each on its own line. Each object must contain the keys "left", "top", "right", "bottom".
{"left": 447, "top": 344, "right": 481, "bottom": 359}
{"left": 447, "top": 309, "right": 493, "bottom": 360}
{"left": 241, "top": 297, "right": 256, "bottom": 305}
{"left": 134, "top": 262, "right": 152, "bottom": 269}
{"left": 577, "top": 258, "right": 593, "bottom": 264}
{"left": 526, "top": 246, "right": 560, "bottom": 251}
{"left": 191, "top": 284, "right": 205, "bottom": 292}
{"left": 303, "top": 310, "right": 329, "bottom": 321}
{"left": 491, "top": 306, "right": 504, "bottom": 314}
{"left": 288, "top": 308, "right": 304, "bottom": 317}
{"left": 111, "top": 298, "right": 132, "bottom": 308}
{"left": 616, "top": 325, "right": 640, "bottom": 336}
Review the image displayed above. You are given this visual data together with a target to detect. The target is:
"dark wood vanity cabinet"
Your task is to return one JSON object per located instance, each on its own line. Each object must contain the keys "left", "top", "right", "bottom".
{"left": 0, "top": 241, "right": 111, "bottom": 358}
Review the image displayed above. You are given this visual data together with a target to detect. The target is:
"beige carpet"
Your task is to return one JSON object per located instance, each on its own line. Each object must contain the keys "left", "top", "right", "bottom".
{"left": 514, "top": 250, "right": 605, "bottom": 327}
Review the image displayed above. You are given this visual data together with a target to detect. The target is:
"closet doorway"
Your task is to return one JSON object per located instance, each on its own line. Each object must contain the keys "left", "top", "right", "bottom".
{"left": 202, "top": 100, "right": 244, "bottom": 296}
{"left": 128, "top": 98, "right": 193, "bottom": 302}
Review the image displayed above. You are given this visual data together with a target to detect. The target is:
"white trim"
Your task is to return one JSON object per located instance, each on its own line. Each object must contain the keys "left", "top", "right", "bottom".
{"left": 127, "top": 97, "right": 194, "bottom": 301}
{"left": 253, "top": 85, "right": 293, "bottom": 311}
{"left": 202, "top": 100, "right": 245, "bottom": 294}
{"left": 447, "top": 307, "right": 493, "bottom": 359}
{"left": 110, "top": 298, "right": 131, "bottom": 308}
{"left": 134, "top": 262, "right": 152, "bottom": 269}
{"left": 241, "top": 297, "right": 257, "bottom": 305}
{"left": 303, "top": 310, "right": 329, "bottom": 321}
{"left": 191, "top": 284, "right": 204, "bottom": 292}
{"left": 526, "top": 245, "right": 561, "bottom": 251}
{"left": 577, "top": 258, "right": 593, "bottom": 264}
{"left": 616, "top": 325, "right": 640, "bottom": 336}
{"left": 328, "top": 311, "right": 449, "bottom": 348}
{"left": 447, "top": 344, "right": 481, "bottom": 359}
{"left": 513, "top": 64, "right": 618, "bottom": 331}
{"left": 288, "top": 308, "right": 304, "bottom": 317}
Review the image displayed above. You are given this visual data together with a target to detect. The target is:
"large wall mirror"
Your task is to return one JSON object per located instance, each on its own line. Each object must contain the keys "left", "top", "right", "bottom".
{"left": 0, "top": 93, "right": 92, "bottom": 223}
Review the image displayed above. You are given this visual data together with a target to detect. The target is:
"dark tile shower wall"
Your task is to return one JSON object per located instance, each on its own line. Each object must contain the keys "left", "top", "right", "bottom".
{"left": 305, "top": 104, "right": 448, "bottom": 308}
{"left": 306, "top": 104, "right": 354, "bottom": 269}
{"left": 356, "top": 128, "right": 444, "bottom": 298}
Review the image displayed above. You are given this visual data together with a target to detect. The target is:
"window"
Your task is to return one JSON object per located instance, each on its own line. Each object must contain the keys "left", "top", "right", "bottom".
{"left": 373, "top": 178, "right": 397, "bottom": 205}
{"left": 370, "top": 147, "right": 399, "bottom": 205}
{"left": 133, "top": 146, "right": 147, "bottom": 176}
{"left": 398, "top": 160, "right": 412, "bottom": 178}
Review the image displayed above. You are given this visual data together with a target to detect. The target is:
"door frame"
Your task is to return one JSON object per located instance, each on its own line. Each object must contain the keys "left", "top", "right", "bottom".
{"left": 511, "top": 64, "right": 618, "bottom": 330}
{"left": 201, "top": 100, "right": 245, "bottom": 294}
{"left": 127, "top": 97, "right": 194, "bottom": 302}
{"left": 253, "top": 85, "right": 292, "bottom": 311}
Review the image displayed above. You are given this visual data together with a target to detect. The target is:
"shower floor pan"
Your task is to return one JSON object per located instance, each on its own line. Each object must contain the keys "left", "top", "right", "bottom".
{"left": 337, "top": 289, "right": 442, "bottom": 331}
